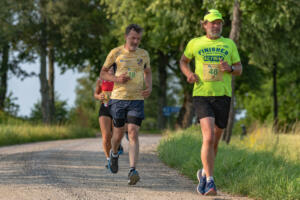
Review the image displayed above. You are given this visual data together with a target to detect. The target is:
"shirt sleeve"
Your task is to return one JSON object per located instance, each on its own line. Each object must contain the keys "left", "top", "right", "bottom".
{"left": 183, "top": 39, "right": 195, "bottom": 59}
{"left": 103, "top": 49, "right": 117, "bottom": 69}
{"left": 144, "top": 51, "right": 151, "bottom": 69}
{"left": 230, "top": 40, "right": 241, "bottom": 64}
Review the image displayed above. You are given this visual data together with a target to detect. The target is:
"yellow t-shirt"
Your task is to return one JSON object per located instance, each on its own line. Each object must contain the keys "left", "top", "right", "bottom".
{"left": 184, "top": 36, "right": 240, "bottom": 97}
{"left": 102, "top": 45, "right": 151, "bottom": 100}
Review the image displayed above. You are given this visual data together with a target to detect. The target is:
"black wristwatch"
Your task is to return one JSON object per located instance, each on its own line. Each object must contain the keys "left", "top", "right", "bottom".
{"left": 230, "top": 66, "right": 235, "bottom": 73}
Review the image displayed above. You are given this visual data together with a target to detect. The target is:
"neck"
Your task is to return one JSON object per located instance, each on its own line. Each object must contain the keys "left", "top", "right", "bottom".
{"left": 124, "top": 44, "right": 136, "bottom": 52}
{"left": 206, "top": 34, "right": 220, "bottom": 40}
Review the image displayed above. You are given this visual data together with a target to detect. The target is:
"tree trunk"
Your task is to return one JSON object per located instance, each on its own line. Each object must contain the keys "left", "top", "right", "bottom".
{"left": 48, "top": 45, "right": 55, "bottom": 123}
{"left": 157, "top": 52, "right": 168, "bottom": 129}
{"left": 175, "top": 90, "right": 194, "bottom": 129}
{"left": 273, "top": 62, "right": 278, "bottom": 131}
{"left": 39, "top": 20, "right": 51, "bottom": 124}
{"left": 0, "top": 43, "right": 9, "bottom": 111}
{"left": 223, "top": 0, "right": 241, "bottom": 144}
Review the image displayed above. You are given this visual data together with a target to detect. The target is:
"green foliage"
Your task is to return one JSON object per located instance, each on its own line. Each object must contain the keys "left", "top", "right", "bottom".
{"left": 158, "top": 126, "right": 300, "bottom": 199}
{"left": 3, "top": 92, "right": 20, "bottom": 116}
{"left": 69, "top": 70, "right": 99, "bottom": 129}
{"left": 0, "top": 110, "right": 25, "bottom": 125}
{"left": 30, "top": 94, "right": 69, "bottom": 124}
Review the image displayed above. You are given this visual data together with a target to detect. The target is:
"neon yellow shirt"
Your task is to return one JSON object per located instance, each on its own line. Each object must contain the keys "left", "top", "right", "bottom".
{"left": 102, "top": 45, "right": 150, "bottom": 100}
{"left": 184, "top": 36, "right": 240, "bottom": 97}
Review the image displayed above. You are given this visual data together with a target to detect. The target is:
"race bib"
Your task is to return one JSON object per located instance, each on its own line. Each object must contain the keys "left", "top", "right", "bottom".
{"left": 202, "top": 64, "right": 223, "bottom": 82}
{"left": 128, "top": 68, "right": 143, "bottom": 85}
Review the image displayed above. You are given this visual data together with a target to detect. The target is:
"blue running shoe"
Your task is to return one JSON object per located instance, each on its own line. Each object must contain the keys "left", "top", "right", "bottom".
{"left": 118, "top": 144, "right": 124, "bottom": 155}
{"left": 204, "top": 180, "right": 217, "bottom": 196}
{"left": 128, "top": 169, "right": 140, "bottom": 185}
{"left": 109, "top": 150, "right": 119, "bottom": 173}
{"left": 125, "top": 131, "right": 129, "bottom": 141}
{"left": 196, "top": 169, "right": 206, "bottom": 195}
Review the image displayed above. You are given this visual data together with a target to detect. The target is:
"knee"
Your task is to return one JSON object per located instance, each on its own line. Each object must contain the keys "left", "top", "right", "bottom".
{"left": 128, "top": 128, "right": 138, "bottom": 142}
{"left": 203, "top": 135, "right": 215, "bottom": 146}
{"left": 102, "top": 135, "right": 111, "bottom": 144}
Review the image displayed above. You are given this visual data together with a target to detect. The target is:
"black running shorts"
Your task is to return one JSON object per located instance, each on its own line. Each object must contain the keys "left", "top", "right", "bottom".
{"left": 193, "top": 96, "right": 231, "bottom": 129}
{"left": 98, "top": 104, "right": 112, "bottom": 118}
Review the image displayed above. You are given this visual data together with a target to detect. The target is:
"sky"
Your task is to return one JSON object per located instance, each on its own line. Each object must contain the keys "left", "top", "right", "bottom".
{"left": 7, "top": 63, "right": 84, "bottom": 117}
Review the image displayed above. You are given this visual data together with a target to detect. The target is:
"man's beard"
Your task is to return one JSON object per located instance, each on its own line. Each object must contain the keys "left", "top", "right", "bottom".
{"left": 207, "top": 29, "right": 222, "bottom": 38}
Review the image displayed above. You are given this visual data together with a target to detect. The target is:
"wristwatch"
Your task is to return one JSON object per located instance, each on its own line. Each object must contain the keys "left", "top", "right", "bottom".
{"left": 230, "top": 66, "right": 235, "bottom": 73}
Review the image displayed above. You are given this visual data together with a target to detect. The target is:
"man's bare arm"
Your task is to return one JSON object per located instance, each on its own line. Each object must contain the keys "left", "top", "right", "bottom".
{"left": 100, "top": 67, "right": 130, "bottom": 83}
{"left": 142, "top": 67, "right": 152, "bottom": 98}
{"left": 180, "top": 54, "right": 199, "bottom": 83}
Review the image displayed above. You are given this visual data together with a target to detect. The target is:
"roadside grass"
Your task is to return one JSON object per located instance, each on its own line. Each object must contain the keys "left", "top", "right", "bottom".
{"left": 140, "top": 129, "right": 163, "bottom": 134}
{"left": 0, "top": 124, "right": 96, "bottom": 147}
{"left": 157, "top": 125, "right": 300, "bottom": 200}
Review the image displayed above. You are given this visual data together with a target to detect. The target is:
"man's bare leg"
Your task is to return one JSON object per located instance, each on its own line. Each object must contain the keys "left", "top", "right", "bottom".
{"left": 213, "top": 126, "right": 224, "bottom": 156}
{"left": 127, "top": 123, "right": 140, "bottom": 168}
{"left": 111, "top": 126, "right": 125, "bottom": 154}
{"left": 200, "top": 117, "right": 215, "bottom": 177}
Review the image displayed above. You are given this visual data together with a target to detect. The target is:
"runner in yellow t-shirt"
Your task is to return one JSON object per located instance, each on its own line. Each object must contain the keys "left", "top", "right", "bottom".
{"left": 180, "top": 9, "right": 242, "bottom": 196}
{"left": 100, "top": 24, "right": 152, "bottom": 185}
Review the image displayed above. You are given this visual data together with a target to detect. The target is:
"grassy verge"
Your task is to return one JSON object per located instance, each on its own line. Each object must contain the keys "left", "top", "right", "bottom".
{"left": 0, "top": 124, "right": 96, "bottom": 147}
{"left": 140, "top": 129, "right": 163, "bottom": 134}
{"left": 157, "top": 126, "right": 300, "bottom": 200}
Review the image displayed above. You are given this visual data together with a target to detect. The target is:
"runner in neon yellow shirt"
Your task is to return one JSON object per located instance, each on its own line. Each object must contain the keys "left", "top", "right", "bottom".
{"left": 180, "top": 9, "right": 242, "bottom": 196}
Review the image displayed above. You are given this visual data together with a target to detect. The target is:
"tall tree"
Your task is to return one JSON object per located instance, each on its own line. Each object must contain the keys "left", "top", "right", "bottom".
{"left": 224, "top": 0, "right": 241, "bottom": 143}
{"left": 15, "top": 0, "right": 108, "bottom": 123}
{"left": 0, "top": 0, "right": 35, "bottom": 112}
{"left": 239, "top": 0, "right": 300, "bottom": 130}
{"left": 16, "top": 0, "right": 53, "bottom": 123}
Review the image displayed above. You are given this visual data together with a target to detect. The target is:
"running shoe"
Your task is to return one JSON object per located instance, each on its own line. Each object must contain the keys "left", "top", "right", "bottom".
{"left": 196, "top": 169, "right": 206, "bottom": 195}
{"left": 204, "top": 180, "right": 217, "bottom": 196}
{"left": 105, "top": 159, "right": 109, "bottom": 169}
{"left": 108, "top": 150, "right": 119, "bottom": 173}
{"left": 128, "top": 169, "right": 140, "bottom": 185}
{"left": 118, "top": 144, "right": 124, "bottom": 155}
{"left": 125, "top": 131, "right": 129, "bottom": 141}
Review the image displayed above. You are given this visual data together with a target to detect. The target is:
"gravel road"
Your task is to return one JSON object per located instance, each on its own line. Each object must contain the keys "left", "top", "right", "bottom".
{"left": 0, "top": 135, "right": 250, "bottom": 200}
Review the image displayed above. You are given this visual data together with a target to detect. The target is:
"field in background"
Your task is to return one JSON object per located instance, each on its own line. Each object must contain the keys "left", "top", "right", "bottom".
{"left": 158, "top": 125, "right": 300, "bottom": 200}
{"left": 234, "top": 124, "right": 300, "bottom": 162}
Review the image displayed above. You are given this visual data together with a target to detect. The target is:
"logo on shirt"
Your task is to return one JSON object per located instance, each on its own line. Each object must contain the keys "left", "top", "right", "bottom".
{"left": 137, "top": 58, "right": 143, "bottom": 66}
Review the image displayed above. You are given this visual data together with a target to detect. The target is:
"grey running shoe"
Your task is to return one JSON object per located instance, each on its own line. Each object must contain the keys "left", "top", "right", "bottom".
{"left": 109, "top": 150, "right": 119, "bottom": 173}
{"left": 128, "top": 169, "right": 140, "bottom": 185}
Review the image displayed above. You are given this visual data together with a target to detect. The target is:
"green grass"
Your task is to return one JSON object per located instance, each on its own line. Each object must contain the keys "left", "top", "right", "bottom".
{"left": 140, "top": 129, "right": 163, "bottom": 134}
{"left": 0, "top": 124, "right": 96, "bottom": 146}
{"left": 158, "top": 125, "right": 300, "bottom": 200}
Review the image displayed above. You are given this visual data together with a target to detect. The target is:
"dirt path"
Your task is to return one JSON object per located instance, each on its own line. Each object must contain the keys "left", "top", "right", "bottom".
{"left": 0, "top": 135, "right": 249, "bottom": 200}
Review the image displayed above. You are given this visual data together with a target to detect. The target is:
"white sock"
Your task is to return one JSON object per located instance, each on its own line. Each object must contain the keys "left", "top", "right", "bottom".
{"left": 207, "top": 176, "right": 214, "bottom": 182}
{"left": 106, "top": 157, "right": 110, "bottom": 161}
{"left": 201, "top": 169, "right": 206, "bottom": 177}
{"left": 112, "top": 152, "right": 118, "bottom": 158}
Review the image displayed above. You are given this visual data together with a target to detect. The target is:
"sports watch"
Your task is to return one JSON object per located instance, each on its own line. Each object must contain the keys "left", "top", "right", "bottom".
{"left": 230, "top": 66, "right": 235, "bottom": 73}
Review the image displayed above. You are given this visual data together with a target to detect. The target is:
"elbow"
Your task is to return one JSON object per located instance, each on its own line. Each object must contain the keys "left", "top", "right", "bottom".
{"left": 99, "top": 71, "right": 104, "bottom": 80}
